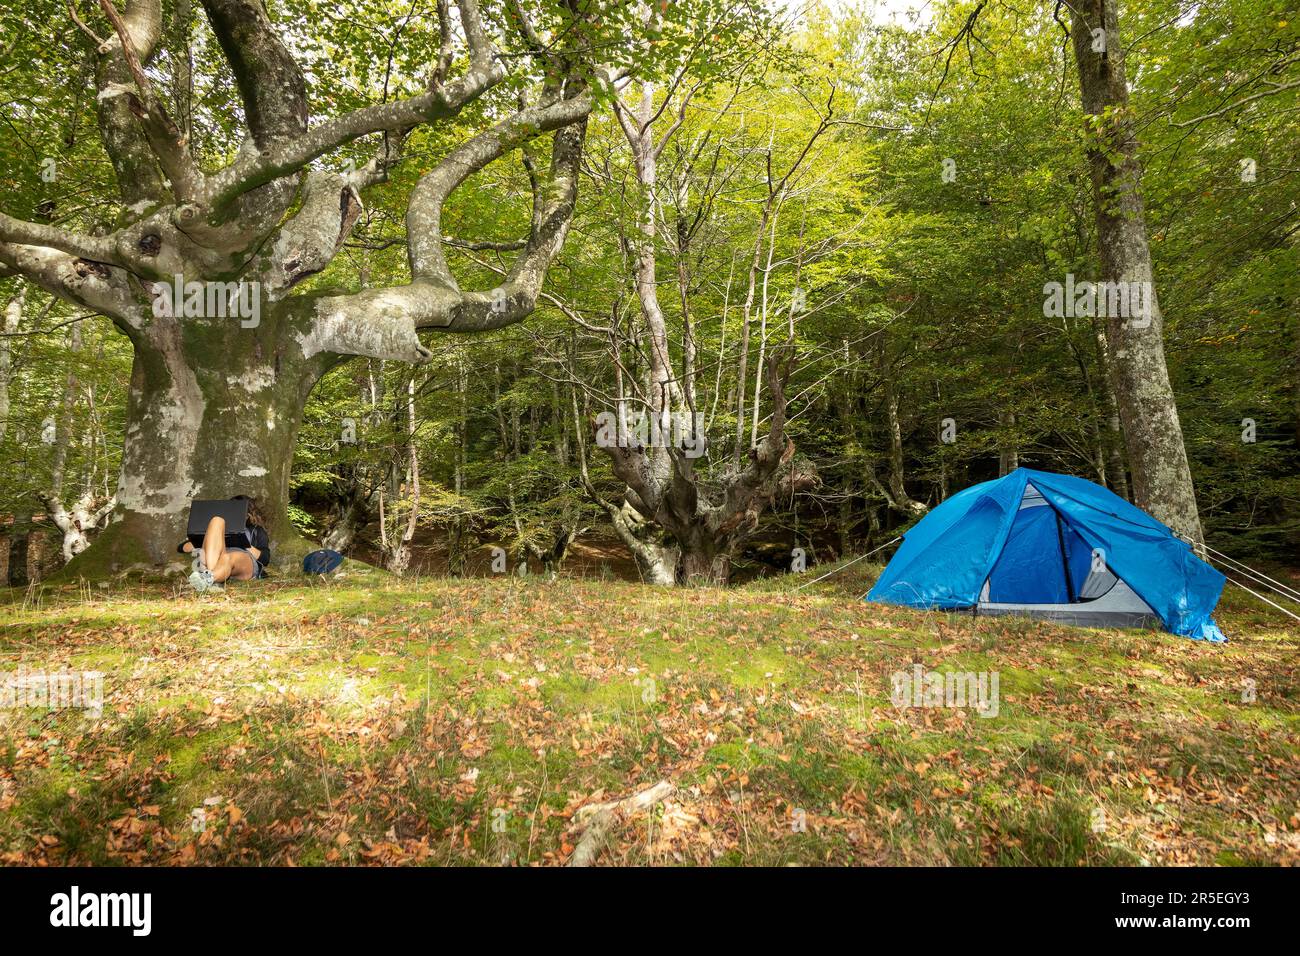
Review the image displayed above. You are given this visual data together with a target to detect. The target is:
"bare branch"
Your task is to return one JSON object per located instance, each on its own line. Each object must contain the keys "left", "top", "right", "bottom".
{"left": 0, "top": 241, "right": 143, "bottom": 331}
{"left": 406, "top": 89, "right": 592, "bottom": 284}
{"left": 92, "top": 0, "right": 169, "bottom": 205}
{"left": 0, "top": 213, "right": 123, "bottom": 266}
{"left": 1169, "top": 77, "right": 1300, "bottom": 128}
{"left": 98, "top": 0, "right": 204, "bottom": 200}
{"left": 67, "top": 0, "right": 109, "bottom": 47}
{"left": 204, "top": 62, "right": 505, "bottom": 213}
{"left": 296, "top": 86, "right": 591, "bottom": 363}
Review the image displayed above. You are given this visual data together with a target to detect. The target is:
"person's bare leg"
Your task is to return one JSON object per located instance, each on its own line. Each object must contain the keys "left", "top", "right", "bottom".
{"left": 223, "top": 551, "right": 256, "bottom": 581}
{"left": 210, "top": 551, "right": 234, "bottom": 583}
{"left": 201, "top": 515, "right": 225, "bottom": 571}
{"left": 204, "top": 550, "right": 254, "bottom": 583}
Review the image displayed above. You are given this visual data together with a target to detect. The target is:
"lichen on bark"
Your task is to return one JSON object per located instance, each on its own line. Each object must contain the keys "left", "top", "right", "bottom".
{"left": 1, "top": 0, "right": 594, "bottom": 576}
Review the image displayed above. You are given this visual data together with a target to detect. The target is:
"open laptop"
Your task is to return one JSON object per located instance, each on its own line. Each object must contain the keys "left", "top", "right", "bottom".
{"left": 186, "top": 499, "right": 254, "bottom": 549}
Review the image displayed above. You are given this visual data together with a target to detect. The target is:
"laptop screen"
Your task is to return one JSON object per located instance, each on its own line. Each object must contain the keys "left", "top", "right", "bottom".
{"left": 186, "top": 499, "right": 253, "bottom": 548}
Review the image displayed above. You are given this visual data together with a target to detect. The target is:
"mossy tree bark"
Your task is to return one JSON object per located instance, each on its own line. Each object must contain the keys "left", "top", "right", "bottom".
{"left": 1072, "top": 0, "right": 1203, "bottom": 546}
{"left": 85, "top": 302, "right": 329, "bottom": 569}
{"left": 0, "top": 0, "right": 593, "bottom": 576}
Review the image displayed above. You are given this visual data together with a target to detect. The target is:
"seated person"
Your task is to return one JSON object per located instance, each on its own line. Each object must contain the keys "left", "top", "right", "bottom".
{"left": 178, "top": 494, "right": 271, "bottom": 591}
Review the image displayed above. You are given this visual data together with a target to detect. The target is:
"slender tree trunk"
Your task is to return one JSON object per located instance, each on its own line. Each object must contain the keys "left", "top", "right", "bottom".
{"left": 750, "top": 207, "right": 779, "bottom": 447}
{"left": 1290, "top": 307, "right": 1300, "bottom": 448}
{"left": 1072, "top": 0, "right": 1201, "bottom": 544}
{"left": 1061, "top": 315, "right": 1110, "bottom": 486}
{"left": 734, "top": 129, "right": 778, "bottom": 465}
{"left": 999, "top": 409, "right": 1019, "bottom": 476}
{"left": 1093, "top": 323, "right": 1130, "bottom": 499}
{"left": 8, "top": 507, "right": 32, "bottom": 587}
{"left": 448, "top": 348, "right": 469, "bottom": 575}
{"left": 2, "top": 287, "right": 30, "bottom": 584}
{"left": 49, "top": 319, "right": 83, "bottom": 499}
{"left": 734, "top": 203, "right": 773, "bottom": 464}
{"left": 933, "top": 381, "right": 950, "bottom": 502}
{"left": 322, "top": 354, "right": 383, "bottom": 553}
{"left": 385, "top": 374, "right": 420, "bottom": 574}
{"left": 880, "top": 357, "right": 927, "bottom": 517}
{"left": 676, "top": 210, "right": 698, "bottom": 416}
{"left": 0, "top": 286, "right": 24, "bottom": 442}
{"left": 838, "top": 483, "right": 854, "bottom": 555}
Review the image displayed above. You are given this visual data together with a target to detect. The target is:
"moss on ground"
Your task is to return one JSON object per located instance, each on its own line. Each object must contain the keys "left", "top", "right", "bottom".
{"left": 0, "top": 570, "right": 1295, "bottom": 865}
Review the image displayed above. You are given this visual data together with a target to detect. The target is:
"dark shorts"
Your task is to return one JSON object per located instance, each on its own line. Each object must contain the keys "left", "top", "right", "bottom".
{"left": 227, "top": 547, "right": 267, "bottom": 579}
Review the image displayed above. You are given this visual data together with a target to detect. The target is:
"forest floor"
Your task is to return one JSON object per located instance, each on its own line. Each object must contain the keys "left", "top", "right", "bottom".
{"left": 1, "top": 562, "right": 1297, "bottom": 866}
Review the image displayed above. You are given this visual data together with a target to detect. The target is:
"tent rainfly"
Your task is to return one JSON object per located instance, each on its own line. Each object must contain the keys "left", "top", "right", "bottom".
{"left": 867, "top": 468, "right": 1226, "bottom": 642}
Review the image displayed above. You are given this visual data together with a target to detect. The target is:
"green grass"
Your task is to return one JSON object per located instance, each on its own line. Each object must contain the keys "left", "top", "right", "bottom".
{"left": 0, "top": 568, "right": 1296, "bottom": 866}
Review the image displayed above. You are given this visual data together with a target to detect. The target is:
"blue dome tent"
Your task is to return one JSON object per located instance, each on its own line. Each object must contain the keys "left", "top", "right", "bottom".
{"left": 867, "top": 468, "right": 1226, "bottom": 642}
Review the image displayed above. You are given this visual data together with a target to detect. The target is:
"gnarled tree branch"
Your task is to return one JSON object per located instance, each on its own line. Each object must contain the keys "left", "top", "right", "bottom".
{"left": 297, "top": 86, "right": 591, "bottom": 361}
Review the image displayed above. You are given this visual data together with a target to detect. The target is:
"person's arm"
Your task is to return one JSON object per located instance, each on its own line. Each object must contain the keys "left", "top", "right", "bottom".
{"left": 248, "top": 526, "right": 268, "bottom": 562}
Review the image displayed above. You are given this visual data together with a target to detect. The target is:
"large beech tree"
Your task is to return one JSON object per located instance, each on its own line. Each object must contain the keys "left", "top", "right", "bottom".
{"left": 0, "top": 0, "right": 607, "bottom": 571}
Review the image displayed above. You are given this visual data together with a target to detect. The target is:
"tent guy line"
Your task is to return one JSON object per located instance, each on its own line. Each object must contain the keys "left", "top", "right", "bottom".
{"left": 793, "top": 536, "right": 902, "bottom": 592}
{"left": 1196, "top": 545, "right": 1300, "bottom": 603}
{"left": 1194, "top": 548, "right": 1300, "bottom": 623}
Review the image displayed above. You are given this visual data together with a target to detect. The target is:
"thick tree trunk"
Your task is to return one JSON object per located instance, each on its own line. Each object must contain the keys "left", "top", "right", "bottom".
{"left": 67, "top": 305, "right": 322, "bottom": 573}
{"left": 678, "top": 531, "right": 730, "bottom": 586}
{"left": 2, "top": 0, "right": 593, "bottom": 580}
{"left": 603, "top": 500, "right": 679, "bottom": 585}
{"left": 631, "top": 540, "right": 679, "bottom": 586}
{"left": 1073, "top": 0, "right": 1202, "bottom": 545}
